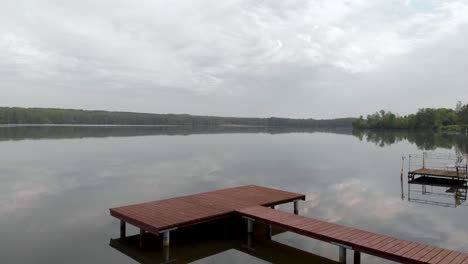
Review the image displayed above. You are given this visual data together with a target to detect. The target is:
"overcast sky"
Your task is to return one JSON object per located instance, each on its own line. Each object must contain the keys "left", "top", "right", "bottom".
{"left": 1, "top": 0, "right": 468, "bottom": 118}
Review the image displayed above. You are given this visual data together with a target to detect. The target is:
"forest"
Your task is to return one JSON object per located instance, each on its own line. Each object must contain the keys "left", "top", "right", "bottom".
{"left": 0, "top": 107, "right": 355, "bottom": 128}
{"left": 353, "top": 101, "right": 468, "bottom": 131}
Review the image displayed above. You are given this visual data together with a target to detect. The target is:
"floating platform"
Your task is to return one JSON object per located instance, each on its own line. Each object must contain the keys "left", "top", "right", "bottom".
{"left": 409, "top": 168, "right": 467, "bottom": 180}
{"left": 408, "top": 153, "right": 468, "bottom": 181}
{"left": 110, "top": 185, "right": 468, "bottom": 264}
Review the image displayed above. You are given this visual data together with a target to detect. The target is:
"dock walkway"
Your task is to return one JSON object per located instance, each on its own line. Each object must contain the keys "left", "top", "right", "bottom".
{"left": 237, "top": 206, "right": 468, "bottom": 264}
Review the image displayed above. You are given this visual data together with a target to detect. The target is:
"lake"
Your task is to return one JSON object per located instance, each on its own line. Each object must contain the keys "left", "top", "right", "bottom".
{"left": 1, "top": 126, "right": 468, "bottom": 263}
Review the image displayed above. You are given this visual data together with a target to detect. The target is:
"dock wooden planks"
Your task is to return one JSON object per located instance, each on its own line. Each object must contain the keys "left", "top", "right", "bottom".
{"left": 237, "top": 206, "right": 468, "bottom": 264}
{"left": 110, "top": 185, "right": 305, "bottom": 235}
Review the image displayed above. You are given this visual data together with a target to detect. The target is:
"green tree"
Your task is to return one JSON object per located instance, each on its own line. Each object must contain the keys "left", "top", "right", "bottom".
{"left": 459, "top": 104, "right": 468, "bottom": 124}
{"left": 353, "top": 116, "right": 367, "bottom": 129}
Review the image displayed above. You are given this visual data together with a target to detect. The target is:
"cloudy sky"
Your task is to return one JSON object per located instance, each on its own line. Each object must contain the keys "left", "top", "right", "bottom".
{"left": 1, "top": 0, "right": 468, "bottom": 118}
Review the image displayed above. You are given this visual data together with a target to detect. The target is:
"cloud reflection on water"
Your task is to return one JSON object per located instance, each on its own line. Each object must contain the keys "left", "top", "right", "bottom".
{"left": 1, "top": 128, "right": 468, "bottom": 263}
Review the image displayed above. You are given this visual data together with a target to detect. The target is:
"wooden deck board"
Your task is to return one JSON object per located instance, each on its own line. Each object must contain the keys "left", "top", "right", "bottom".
{"left": 236, "top": 205, "right": 468, "bottom": 264}
{"left": 394, "top": 242, "right": 419, "bottom": 256}
{"left": 436, "top": 251, "right": 460, "bottom": 264}
{"left": 110, "top": 185, "right": 305, "bottom": 235}
{"left": 452, "top": 253, "right": 468, "bottom": 264}
{"left": 403, "top": 244, "right": 428, "bottom": 258}
{"left": 419, "top": 248, "right": 444, "bottom": 263}
{"left": 410, "top": 246, "right": 438, "bottom": 262}
{"left": 429, "top": 249, "right": 452, "bottom": 263}
{"left": 372, "top": 237, "right": 397, "bottom": 250}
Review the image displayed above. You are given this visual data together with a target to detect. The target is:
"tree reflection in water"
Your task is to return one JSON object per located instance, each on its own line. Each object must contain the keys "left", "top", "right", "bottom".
{"left": 353, "top": 130, "right": 468, "bottom": 153}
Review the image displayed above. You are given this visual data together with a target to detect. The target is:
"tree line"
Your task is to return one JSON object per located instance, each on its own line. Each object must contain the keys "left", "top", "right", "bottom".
{"left": 0, "top": 107, "right": 355, "bottom": 128}
{"left": 353, "top": 101, "right": 468, "bottom": 130}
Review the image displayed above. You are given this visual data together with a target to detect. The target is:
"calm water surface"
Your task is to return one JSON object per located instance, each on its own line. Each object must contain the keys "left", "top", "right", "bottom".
{"left": 1, "top": 126, "right": 468, "bottom": 263}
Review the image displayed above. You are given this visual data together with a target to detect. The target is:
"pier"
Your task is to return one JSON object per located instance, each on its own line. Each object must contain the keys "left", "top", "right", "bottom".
{"left": 110, "top": 185, "right": 468, "bottom": 263}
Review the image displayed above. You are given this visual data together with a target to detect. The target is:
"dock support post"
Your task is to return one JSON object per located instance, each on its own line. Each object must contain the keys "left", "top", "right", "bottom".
{"left": 247, "top": 233, "right": 253, "bottom": 248}
{"left": 163, "top": 231, "right": 170, "bottom": 247}
{"left": 409, "top": 154, "right": 412, "bottom": 172}
{"left": 266, "top": 224, "right": 272, "bottom": 239}
{"left": 423, "top": 152, "right": 426, "bottom": 169}
{"left": 163, "top": 246, "right": 170, "bottom": 262}
{"left": 247, "top": 219, "right": 253, "bottom": 233}
{"left": 354, "top": 251, "right": 361, "bottom": 264}
{"left": 139, "top": 229, "right": 145, "bottom": 248}
{"left": 267, "top": 206, "right": 274, "bottom": 238}
{"left": 294, "top": 200, "right": 299, "bottom": 215}
{"left": 339, "top": 246, "right": 347, "bottom": 264}
{"left": 120, "top": 220, "right": 126, "bottom": 239}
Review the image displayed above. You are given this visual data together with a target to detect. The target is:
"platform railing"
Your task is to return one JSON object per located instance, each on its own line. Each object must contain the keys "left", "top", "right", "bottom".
{"left": 408, "top": 152, "right": 467, "bottom": 172}
{"left": 456, "top": 156, "right": 468, "bottom": 177}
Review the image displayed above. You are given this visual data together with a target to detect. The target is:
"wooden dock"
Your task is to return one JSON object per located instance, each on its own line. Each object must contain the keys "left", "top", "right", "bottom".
{"left": 110, "top": 185, "right": 468, "bottom": 264}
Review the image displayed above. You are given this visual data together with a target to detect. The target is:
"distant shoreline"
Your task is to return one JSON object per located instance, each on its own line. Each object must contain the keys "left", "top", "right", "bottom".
{"left": 0, "top": 107, "right": 356, "bottom": 128}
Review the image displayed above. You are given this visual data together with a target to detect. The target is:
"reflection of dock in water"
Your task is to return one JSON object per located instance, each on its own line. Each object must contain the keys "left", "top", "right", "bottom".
{"left": 109, "top": 218, "right": 337, "bottom": 264}
{"left": 408, "top": 176, "right": 468, "bottom": 208}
